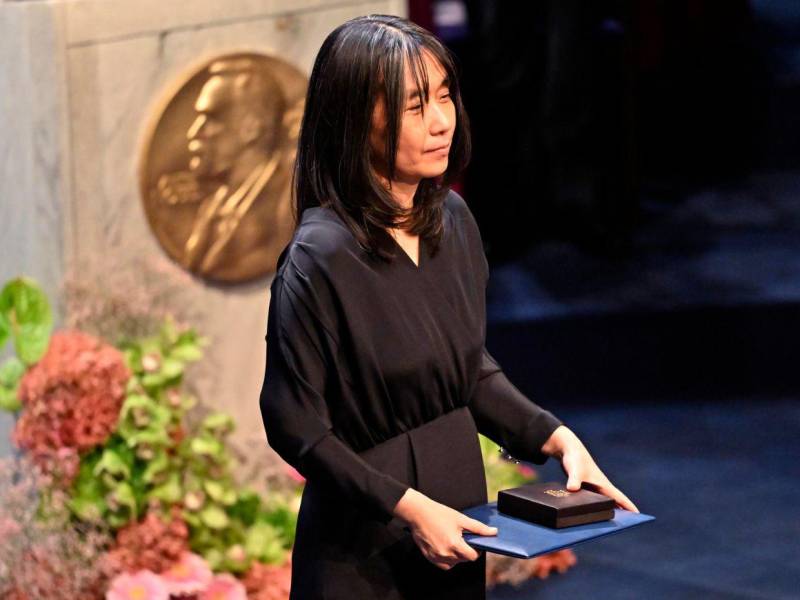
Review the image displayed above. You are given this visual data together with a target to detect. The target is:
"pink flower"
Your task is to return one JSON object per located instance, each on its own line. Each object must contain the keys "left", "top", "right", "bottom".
{"left": 0, "top": 515, "right": 21, "bottom": 537}
{"left": 161, "top": 552, "right": 213, "bottom": 596}
{"left": 199, "top": 574, "right": 247, "bottom": 600}
{"left": 284, "top": 464, "right": 305, "bottom": 483}
{"left": 516, "top": 464, "right": 536, "bottom": 479}
{"left": 106, "top": 570, "right": 169, "bottom": 600}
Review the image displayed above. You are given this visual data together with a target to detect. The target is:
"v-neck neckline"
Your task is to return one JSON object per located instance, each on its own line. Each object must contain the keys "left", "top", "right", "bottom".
{"left": 387, "top": 229, "right": 423, "bottom": 270}
{"left": 303, "top": 206, "right": 430, "bottom": 271}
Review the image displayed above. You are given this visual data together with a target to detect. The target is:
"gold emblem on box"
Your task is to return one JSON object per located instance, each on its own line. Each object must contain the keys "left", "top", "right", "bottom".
{"left": 544, "top": 489, "right": 570, "bottom": 497}
{"left": 139, "top": 52, "right": 306, "bottom": 282}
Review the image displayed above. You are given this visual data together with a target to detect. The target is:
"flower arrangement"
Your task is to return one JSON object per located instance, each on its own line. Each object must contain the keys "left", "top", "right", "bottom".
{"left": 0, "top": 276, "right": 295, "bottom": 599}
{"left": 0, "top": 273, "right": 573, "bottom": 598}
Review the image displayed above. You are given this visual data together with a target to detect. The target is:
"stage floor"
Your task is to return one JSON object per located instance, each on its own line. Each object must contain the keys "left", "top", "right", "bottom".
{"left": 491, "top": 396, "right": 800, "bottom": 600}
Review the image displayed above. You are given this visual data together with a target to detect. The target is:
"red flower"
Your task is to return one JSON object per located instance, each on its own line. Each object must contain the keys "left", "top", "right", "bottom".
{"left": 243, "top": 556, "right": 292, "bottom": 600}
{"left": 12, "top": 330, "right": 130, "bottom": 486}
{"left": 105, "top": 507, "right": 190, "bottom": 576}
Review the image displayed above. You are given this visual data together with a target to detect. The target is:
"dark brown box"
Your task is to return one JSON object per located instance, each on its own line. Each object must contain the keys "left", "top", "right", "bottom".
{"left": 497, "top": 482, "right": 616, "bottom": 529}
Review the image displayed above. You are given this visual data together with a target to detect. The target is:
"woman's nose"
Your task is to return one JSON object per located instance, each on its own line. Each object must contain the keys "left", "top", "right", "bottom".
{"left": 428, "top": 102, "right": 453, "bottom": 134}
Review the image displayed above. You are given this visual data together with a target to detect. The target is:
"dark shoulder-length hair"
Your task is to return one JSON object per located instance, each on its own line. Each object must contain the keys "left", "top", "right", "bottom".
{"left": 291, "top": 13, "right": 472, "bottom": 261}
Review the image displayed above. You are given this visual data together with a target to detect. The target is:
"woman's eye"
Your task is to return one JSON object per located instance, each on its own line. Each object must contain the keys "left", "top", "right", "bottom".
{"left": 409, "top": 104, "right": 422, "bottom": 112}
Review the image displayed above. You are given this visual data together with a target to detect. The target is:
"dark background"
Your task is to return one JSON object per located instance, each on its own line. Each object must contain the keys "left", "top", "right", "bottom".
{"left": 410, "top": 1, "right": 800, "bottom": 598}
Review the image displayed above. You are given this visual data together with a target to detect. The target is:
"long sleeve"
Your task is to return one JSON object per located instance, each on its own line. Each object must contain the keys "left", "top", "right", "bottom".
{"left": 259, "top": 273, "right": 410, "bottom": 525}
{"left": 468, "top": 346, "right": 563, "bottom": 465}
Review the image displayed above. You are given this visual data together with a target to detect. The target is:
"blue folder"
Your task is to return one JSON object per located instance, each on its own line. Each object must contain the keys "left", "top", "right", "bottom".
{"left": 461, "top": 501, "right": 655, "bottom": 559}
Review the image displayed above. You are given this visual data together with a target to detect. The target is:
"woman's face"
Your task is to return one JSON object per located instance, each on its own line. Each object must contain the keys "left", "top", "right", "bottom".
{"left": 369, "top": 50, "right": 456, "bottom": 186}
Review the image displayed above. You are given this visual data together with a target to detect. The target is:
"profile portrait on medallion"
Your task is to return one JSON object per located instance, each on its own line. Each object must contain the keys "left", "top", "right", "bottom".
{"left": 139, "top": 52, "right": 306, "bottom": 283}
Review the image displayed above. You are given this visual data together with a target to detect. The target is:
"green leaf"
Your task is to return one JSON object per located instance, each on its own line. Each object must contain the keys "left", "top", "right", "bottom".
{"left": 181, "top": 394, "right": 198, "bottom": 411}
{"left": 221, "top": 488, "right": 238, "bottom": 506}
{"left": 93, "top": 448, "right": 131, "bottom": 487}
{"left": 119, "top": 393, "right": 148, "bottom": 410}
{"left": 221, "top": 554, "right": 251, "bottom": 575}
{"left": 68, "top": 451, "right": 109, "bottom": 520}
{"left": 160, "top": 357, "right": 184, "bottom": 382}
{"left": 176, "top": 328, "right": 205, "bottom": 348}
{"left": 170, "top": 344, "right": 203, "bottom": 362}
{"left": 0, "top": 309, "right": 9, "bottom": 349}
{"left": 199, "top": 480, "right": 237, "bottom": 507}
{"left": 200, "top": 504, "right": 230, "bottom": 530}
{"left": 142, "top": 450, "right": 170, "bottom": 484}
{"left": 0, "top": 356, "right": 24, "bottom": 387}
{"left": 140, "top": 372, "right": 166, "bottom": 388}
{"left": 256, "top": 502, "right": 297, "bottom": 549}
{"left": 0, "top": 277, "right": 53, "bottom": 365}
{"left": 189, "top": 435, "right": 223, "bottom": 458}
{"left": 124, "top": 376, "right": 143, "bottom": 395}
{"left": 70, "top": 451, "right": 107, "bottom": 495}
{"left": 107, "top": 481, "right": 138, "bottom": 523}
{"left": 67, "top": 495, "right": 106, "bottom": 522}
{"left": 203, "top": 479, "right": 226, "bottom": 502}
{"left": 245, "top": 521, "right": 285, "bottom": 564}
{"left": 0, "top": 357, "right": 24, "bottom": 412}
{"left": 0, "top": 387, "right": 20, "bottom": 412}
{"left": 183, "top": 510, "right": 201, "bottom": 529}
{"left": 202, "top": 413, "right": 235, "bottom": 435}
{"left": 139, "top": 338, "right": 162, "bottom": 357}
{"left": 118, "top": 394, "right": 171, "bottom": 444}
{"left": 159, "top": 315, "right": 179, "bottom": 347}
{"left": 229, "top": 491, "right": 261, "bottom": 526}
{"left": 125, "top": 428, "right": 171, "bottom": 448}
{"left": 148, "top": 473, "right": 183, "bottom": 504}
{"left": 123, "top": 347, "right": 143, "bottom": 374}
{"left": 107, "top": 512, "right": 133, "bottom": 529}
{"left": 202, "top": 547, "right": 224, "bottom": 571}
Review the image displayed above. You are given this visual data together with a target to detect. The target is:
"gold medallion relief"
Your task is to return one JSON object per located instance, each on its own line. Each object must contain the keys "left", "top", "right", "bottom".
{"left": 139, "top": 52, "right": 306, "bottom": 283}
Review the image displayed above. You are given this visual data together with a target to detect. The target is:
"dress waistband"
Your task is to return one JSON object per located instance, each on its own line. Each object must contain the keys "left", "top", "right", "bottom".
{"left": 357, "top": 405, "right": 470, "bottom": 459}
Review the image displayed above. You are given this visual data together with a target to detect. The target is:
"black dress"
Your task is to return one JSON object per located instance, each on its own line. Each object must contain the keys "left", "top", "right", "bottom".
{"left": 259, "top": 189, "right": 563, "bottom": 599}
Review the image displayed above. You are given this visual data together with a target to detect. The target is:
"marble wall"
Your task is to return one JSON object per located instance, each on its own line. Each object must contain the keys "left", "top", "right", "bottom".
{"left": 0, "top": 0, "right": 406, "bottom": 477}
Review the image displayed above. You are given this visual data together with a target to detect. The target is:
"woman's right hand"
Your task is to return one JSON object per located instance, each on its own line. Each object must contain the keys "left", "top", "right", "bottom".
{"left": 393, "top": 488, "right": 498, "bottom": 570}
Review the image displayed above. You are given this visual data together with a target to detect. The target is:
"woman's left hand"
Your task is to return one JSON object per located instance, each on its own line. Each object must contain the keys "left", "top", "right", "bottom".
{"left": 540, "top": 425, "right": 640, "bottom": 513}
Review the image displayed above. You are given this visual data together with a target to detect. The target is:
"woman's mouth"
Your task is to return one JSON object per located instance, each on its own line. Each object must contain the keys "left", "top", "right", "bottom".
{"left": 426, "top": 143, "right": 450, "bottom": 155}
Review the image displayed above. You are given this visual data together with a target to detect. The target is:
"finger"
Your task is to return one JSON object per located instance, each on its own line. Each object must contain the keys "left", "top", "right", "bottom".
{"left": 455, "top": 539, "right": 481, "bottom": 562}
{"left": 423, "top": 549, "right": 455, "bottom": 570}
{"left": 460, "top": 516, "right": 498, "bottom": 536}
{"left": 593, "top": 482, "right": 640, "bottom": 513}
{"left": 565, "top": 466, "right": 582, "bottom": 491}
{"left": 561, "top": 454, "right": 582, "bottom": 491}
{"left": 437, "top": 552, "right": 463, "bottom": 568}
{"left": 612, "top": 488, "right": 639, "bottom": 513}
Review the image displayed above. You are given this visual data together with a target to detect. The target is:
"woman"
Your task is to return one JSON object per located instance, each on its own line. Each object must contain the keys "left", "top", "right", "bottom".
{"left": 259, "top": 14, "right": 639, "bottom": 599}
